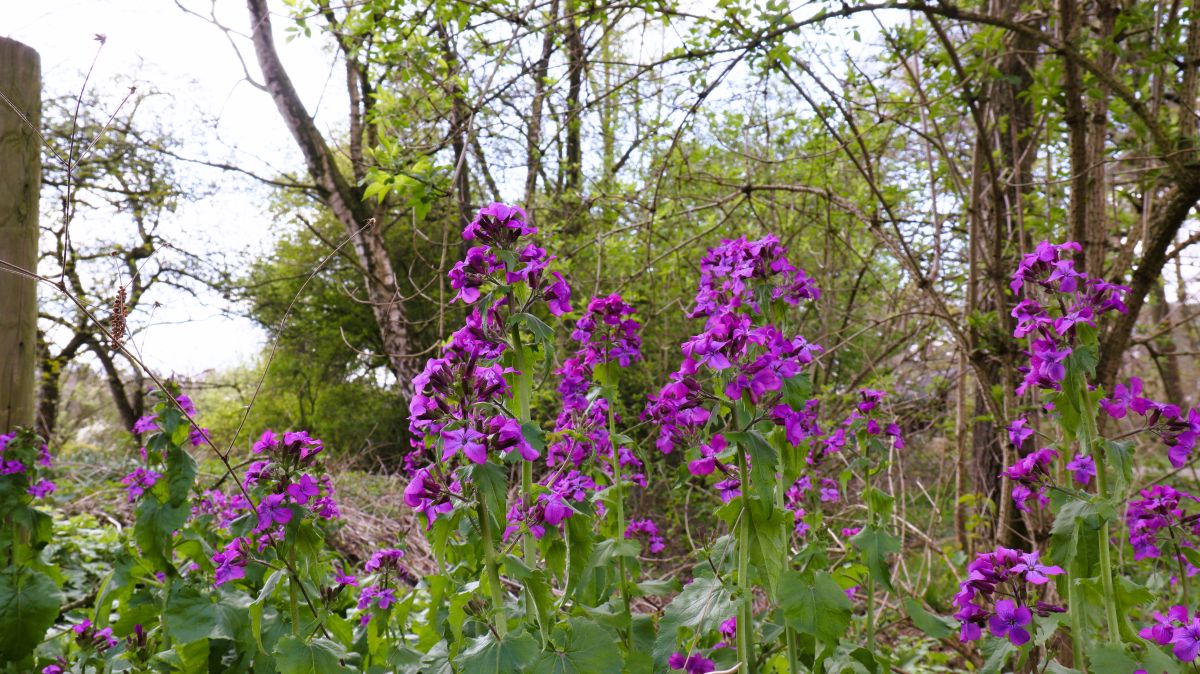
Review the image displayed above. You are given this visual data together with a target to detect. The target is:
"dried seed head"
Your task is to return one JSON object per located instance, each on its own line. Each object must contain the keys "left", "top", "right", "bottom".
{"left": 109, "top": 286, "right": 129, "bottom": 350}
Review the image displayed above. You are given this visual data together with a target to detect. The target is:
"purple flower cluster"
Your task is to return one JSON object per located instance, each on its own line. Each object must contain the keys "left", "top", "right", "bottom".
{"left": 1009, "top": 241, "right": 1129, "bottom": 395}
{"left": 505, "top": 470, "right": 598, "bottom": 540}
{"left": 1101, "top": 377, "right": 1200, "bottom": 468}
{"left": 1141, "top": 606, "right": 1200, "bottom": 662}
{"left": 625, "top": 518, "right": 666, "bottom": 554}
{"left": 688, "top": 234, "right": 819, "bottom": 319}
{"left": 954, "top": 547, "right": 1064, "bottom": 645}
{"left": 402, "top": 466, "right": 461, "bottom": 527}
{"left": 668, "top": 652, "right": 715, "bottom": 673}
{"left": 71, "top": 619, "right": 117, "bottom": 652}
{"left": 450, "top": 203, "right": 570, "bottom": 316}
{"left": 645, "top": 236, "right": 822, "bottom": 456}
{"left": 1126, "top": 484, "right": 1200, "bottom": 561}
{"left": 571, "top": 293, "right": 642, "bottom": 368}
{"left": 1001, "top": 447, "right": 1058, "bottom": 512}
{"left": 121, "top": 467, "right": 162, "bottom": 502}
{"left": 212, "top": 537, "right": 251, "bottom": 586}
{"left": 192, "top": 489, "right": 251, "bottom": 529}
{"left": 0, "top": 431, "right": 56, "bottom": 502}
{"left": 355, "top": 547, "right": 412, "bottom": 625}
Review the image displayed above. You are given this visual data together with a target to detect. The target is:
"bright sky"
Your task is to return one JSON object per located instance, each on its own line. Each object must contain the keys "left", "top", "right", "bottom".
{"left": 5, "top": 0, "right": 346, "bottom": 376}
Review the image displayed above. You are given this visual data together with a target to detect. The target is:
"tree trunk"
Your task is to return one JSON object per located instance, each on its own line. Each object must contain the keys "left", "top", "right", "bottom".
{"left": 0, "top": 37, "right": 40, "bottom": 433}
{"left": 246, "top": 0, "right": 419, "bottom": 390}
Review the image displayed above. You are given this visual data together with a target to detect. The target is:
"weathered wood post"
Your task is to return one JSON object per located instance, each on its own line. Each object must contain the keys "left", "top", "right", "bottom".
{"left": 0, "top": 38, "right": 40, "bottom": 432}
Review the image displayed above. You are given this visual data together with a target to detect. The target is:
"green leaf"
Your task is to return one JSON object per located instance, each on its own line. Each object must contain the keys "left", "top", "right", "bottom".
{"left": 746, "top": 499, "right": 789, "bottom": 598}
{"left": 274, "top": 636, "right": 355, "bottom": 674}
{"left": 779, "top": 570, "right": 852, "bottom": 646}
{"left": 726, "top": 430, "right": 778, "bottom": 506}
{"left": 652, "top": 576, "right": 736, "bottom": 665}
{"left": 980, "top": 638, "right": 1016, "bottom": 674}
{"left": 511, "top": 312, "right": 554, "bottom": 345}
{"left": 902, "top": 598, "right": 955, "bottom": 639}
{"left": 164, "top": 582, "right": 220, "bottom": 643}
{"left": 534, "top": 619, "right": 622, "bottom": 674}
{"left": 1086, "top": 642, "right": 1138, "bottom": 672}
{"left": 1044, "top": 661, "right": 1084, "bottom": 674}
{"left": 521, "top": 422, "right": 546, "bottom": 452}
{"left": 850, "top": 525, "right": 900, "bottom": 592}
{"left": 0, "top": 567, "right": 61, "bottom": 662}
{"left": 455, "top": 630, "right": 539, "bottom": 673}
{"left": 471, "top": 462, "right": 509, "bottom": 525}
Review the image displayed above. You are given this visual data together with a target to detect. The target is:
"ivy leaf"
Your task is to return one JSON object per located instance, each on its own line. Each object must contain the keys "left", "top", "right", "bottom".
{"left": 850, "top": 525, "right": 900, "bottom": 592}
{"left": 455, "top": 630, "right": 539, "bottom": 673}
{"left": 534, "top": 618, "right": 623, "bottom": 674}
{"left": 652, "top": 576, "right": 736, "bottom": 666}
{"left": 0, "top": 567, "right": 61, "bottom": 662}
{"left": 779, "top": 570, "right": 851, "bottom": 646}
{"left": 273, "top": 636, "right": 355, "bottom": 674}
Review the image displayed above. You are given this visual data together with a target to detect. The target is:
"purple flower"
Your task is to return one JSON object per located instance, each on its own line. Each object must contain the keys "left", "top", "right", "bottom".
{"left": 333, "top": 564, "right": 358, "bottom": 587}
{"left": 625, "top": 518, "right": 666, "bottom": 554}
{"left": 544, "top": 272, "right": 572, "bottom": 316}
{"left": 462, "top": 202, "right": 535, "bottom": 244}
{"left": 286, "top": 474, "right": 321, "bottom": 505}
{"left": 668, "top": 652, "right": 715, "bottom": 673}
{"left": 1011, "top": 550, "right": 1064, "bottom": 584}
{"left": 443, "top": 426, "right": 488, "bottom": 464}
{"left": 120, "top": 467, "right": 162, "bottom": 502}
{"left": 27, "top": 479, "right": 55, "bottom": 499}
{"left": 253, "top": 430, "right": 278, "bottom": 453}
{"left": 364, "top": 548, "right": 406, "bottom": 573}
{"left": 1007, "top": 417, "right": 1034, "bottom": 448}
{"left": 132, "top": 415, "right": 158, "bottom": 434}
{"left": 1174, "top": 618, "right": 1200, "bottom": 661}
{"left": 449, "top": 245, "right": 499, "bottom": 305}
{"left": 1066, "top": 453, "right": 1095, "bottom": 486}
{"left": 254, "top": 493, "right": 293, "bottom": 532}
{"left": 987, "top": 599, "right": 1032, "bottom": 646}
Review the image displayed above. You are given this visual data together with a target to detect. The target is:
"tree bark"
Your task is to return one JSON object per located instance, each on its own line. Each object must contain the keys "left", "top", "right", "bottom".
{"left": 246, "top": 0, "right": 418, "bottom": 389}
{"left": 0, "top": 37, "right": 40, "bottom": 432}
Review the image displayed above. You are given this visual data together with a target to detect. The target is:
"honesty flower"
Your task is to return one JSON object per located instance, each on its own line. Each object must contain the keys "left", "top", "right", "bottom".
{"left": 987, "top": 599, "right": 1032, "bottom": 646}
{"left": 1065, "top": 453, "right": 1095, "bottom": 486}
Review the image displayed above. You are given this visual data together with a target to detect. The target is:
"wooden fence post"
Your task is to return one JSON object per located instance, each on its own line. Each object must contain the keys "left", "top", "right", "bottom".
{"left": 0, "top": 37, "right": 41, "bottom": 432}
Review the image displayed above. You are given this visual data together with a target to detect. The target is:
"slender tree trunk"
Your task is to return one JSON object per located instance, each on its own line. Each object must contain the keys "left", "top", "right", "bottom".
{"left": 0, "top": 38, "right": 40, "bottom": 432}
{"left": 246, "top": 0, "right": 418, "bottom": 389}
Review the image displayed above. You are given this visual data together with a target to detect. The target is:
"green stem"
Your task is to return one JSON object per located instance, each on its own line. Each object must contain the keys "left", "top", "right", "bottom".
{"left": 1079, "top": 384, "right": 1120, "bottom": 644}
{"left": 1068, "top": 566, "right": 1086, "bottom": 671}
{"left": 776, "top": 453, "right": 797, "bottom": 674}
{"left": 735, "top": 447, "right": 756, "bottom": 674}
{"left": 863, "top": 451, "right": 877, "bottom": 653}
{"left": 288, "top": 548, "right": 301, "bottom": 636}
{"left": 606, "top": 390, "right": 632, "bottom": 629}
{"left": 477, "top": 496, "right": 508, "bottom": 637}
{"left": 512, "top": 328, "right": 538, "bottom": 629}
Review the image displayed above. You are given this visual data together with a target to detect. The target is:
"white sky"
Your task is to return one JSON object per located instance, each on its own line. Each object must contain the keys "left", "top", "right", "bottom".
{"left": 4, "top": 0, "right": 349, "bottom": 376}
